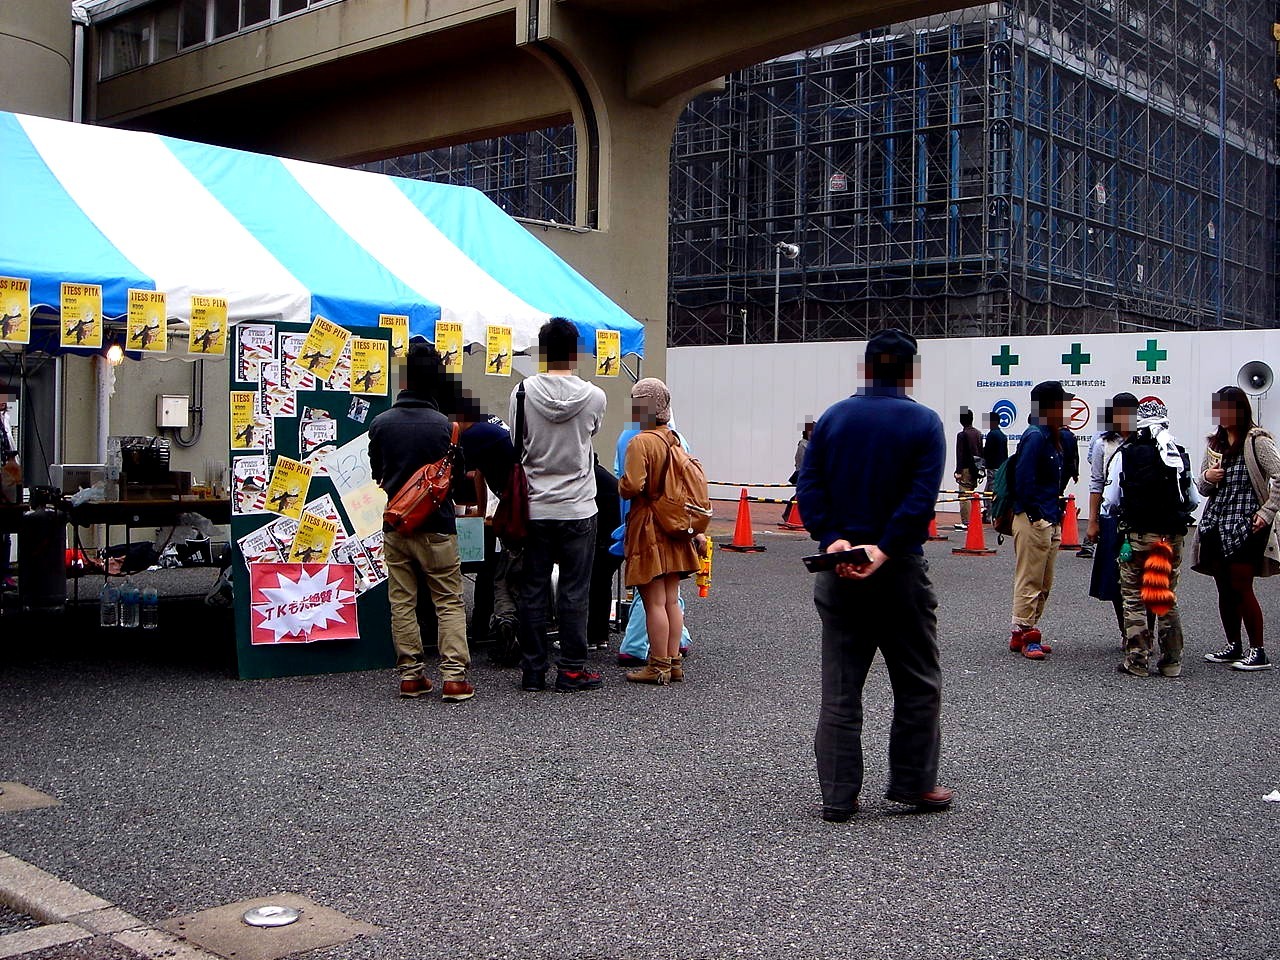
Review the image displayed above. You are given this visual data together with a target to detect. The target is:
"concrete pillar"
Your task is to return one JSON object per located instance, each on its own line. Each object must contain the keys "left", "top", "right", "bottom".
{"left": 0, "top": 0, "right": 73, "bottom": 119}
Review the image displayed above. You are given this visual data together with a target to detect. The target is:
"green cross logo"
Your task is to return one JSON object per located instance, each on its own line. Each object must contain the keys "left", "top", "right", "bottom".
{"left": 1061, "top": 343, "right": 1091, "bottom": 376}
{"left": 992, "top": 345, "right": 1019, "bottom": 376}
{"left": 1136, "top": 339, "right": 1168, "bottom": 372}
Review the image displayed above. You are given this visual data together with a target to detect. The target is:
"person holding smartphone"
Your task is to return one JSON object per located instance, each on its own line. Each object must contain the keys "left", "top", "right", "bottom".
{"left": 796, "top": 328, "right": 950, "bottom": 823}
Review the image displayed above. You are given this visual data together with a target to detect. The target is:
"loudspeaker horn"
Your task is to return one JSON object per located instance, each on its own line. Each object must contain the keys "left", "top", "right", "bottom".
{"left": 1237, "top": 360, "right": 1274, "bottom": 397}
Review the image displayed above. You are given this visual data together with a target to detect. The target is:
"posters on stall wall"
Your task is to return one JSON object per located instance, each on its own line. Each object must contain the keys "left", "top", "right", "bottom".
{"left": 379, "top": 314, "right": 408, "bottom": 359}
{"left": 249, "top": 563, "right": 359, "bottom": 645}
{"left": 435, "top": 320, "right": 463, "bottom": 374}
{"left": 60, "top": 282, "right": 102, "bottom": 349}
{"left": 230, "top": 391, "right": 262, "bottom": 451}
{"left": 189, "top": 296, "right": 228, "bottom": 356}
{"left": 278, "top": 331, "right": 317, "bottom": 391}
{"left": 126, "top": 289, "right": 166, "bottom": 352}
{"left": 350, "top": 338, "right": 389, "bottom": 395}
{"left": 325, "top": 341, "right": 353, "bottom": 392}
{"left": 232, "top": 455, "right": 269, "bottom": 515}
{"left": 288, "top": 511, "right": 340, "bottom": 564}
{"left": 295, "top": 316, "right": 350, "bottom": 382}
{"left": 259, "top": 361, "right": 296, "bottom": 418}
{"left": 595, "top": 330, "right": 620, "bottom": 377}
{"left": 299, "top": 407, "right": 338, "bottom": 473}
{"left": 237, "top": 323, "right": 275, "bottom": 381}
{"left": 264, "top": 456, "right": 312, "bottom": 519}
{"left": 0, "top": 277, "right": 30, "bottom": 345}
{"left": 486, "top": 325, "right": 512, "bottom": 376}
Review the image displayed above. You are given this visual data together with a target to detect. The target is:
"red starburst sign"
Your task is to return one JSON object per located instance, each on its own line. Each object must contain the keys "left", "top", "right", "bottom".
{"left": 250, "top": 563, "right": 358, "bottom": 645}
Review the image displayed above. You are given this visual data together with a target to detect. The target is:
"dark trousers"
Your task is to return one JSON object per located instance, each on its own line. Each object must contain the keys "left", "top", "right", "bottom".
{"left": 588, "top": 549, "right": 623, "bottom": 647}
{"left": 517, "top": 516, "right": 596, "bottom": 673}
{"left": 813, "top": 556, "right": 942, "bottom": 811}
{"left": 469, "top": 524, "right": 498, "bottom": 639}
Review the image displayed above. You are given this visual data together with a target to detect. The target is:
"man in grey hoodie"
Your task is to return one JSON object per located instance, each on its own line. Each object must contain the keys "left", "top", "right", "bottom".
{"left": 510, "top": 317, "right": 608, "bottom": 692}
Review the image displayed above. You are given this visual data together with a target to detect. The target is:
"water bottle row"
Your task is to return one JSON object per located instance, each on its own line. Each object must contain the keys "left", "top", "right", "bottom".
{"left": 100, "top": 581, "right": 159, "bottom": 629}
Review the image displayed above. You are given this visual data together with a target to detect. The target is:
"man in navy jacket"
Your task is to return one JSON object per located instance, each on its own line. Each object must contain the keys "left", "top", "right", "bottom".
{"left": 797, "top": 328, "right": 951, "bottom": 822}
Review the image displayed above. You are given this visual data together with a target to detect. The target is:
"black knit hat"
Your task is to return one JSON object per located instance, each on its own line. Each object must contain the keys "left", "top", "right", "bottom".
{"left": 865, "top": 328, "right": 917, "bottom": 359}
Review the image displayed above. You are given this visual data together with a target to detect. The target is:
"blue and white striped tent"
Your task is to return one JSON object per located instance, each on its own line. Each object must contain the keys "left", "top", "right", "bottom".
{"left": 0, "top": 110, "right": 644, "bottom": 357}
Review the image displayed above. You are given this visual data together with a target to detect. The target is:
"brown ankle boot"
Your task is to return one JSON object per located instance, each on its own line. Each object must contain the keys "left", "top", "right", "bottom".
{"left": 625, "top": 657, "right": 671, "bottom": 685}
{"left": 669, "top": 654, "right": 684, "bottom": 683}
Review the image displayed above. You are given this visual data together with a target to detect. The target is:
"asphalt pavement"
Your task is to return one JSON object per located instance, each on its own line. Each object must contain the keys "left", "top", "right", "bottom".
{"left": 1, "top": 527, "right": 1277, "bottom": 960}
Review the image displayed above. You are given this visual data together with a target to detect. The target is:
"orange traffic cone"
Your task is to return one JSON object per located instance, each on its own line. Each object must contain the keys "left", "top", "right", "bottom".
{"left": 927, "top": 515, "right": 950, "bottom": 541}
{"left": 1059, "top": 494, "right": 1082, "bottom": 551}
{"left": 952, "top": 494, "right": 996, "bottom": 555}
{"left": 721, "top": 488, "right": 766, "bottom": 553}
{"left": 779, "top": 498, "right": 805, "bottom": 531}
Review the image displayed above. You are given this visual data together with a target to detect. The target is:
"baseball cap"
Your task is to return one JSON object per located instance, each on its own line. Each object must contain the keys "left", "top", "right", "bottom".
{"left": 1030, "top": 380, "right": 1075, "bottom": 404}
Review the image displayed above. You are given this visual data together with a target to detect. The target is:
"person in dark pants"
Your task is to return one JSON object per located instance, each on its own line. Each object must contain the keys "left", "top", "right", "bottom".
{"left": 981, "top": 412, "right": 1008, "bottom": 523}
{"left": 508, "top": 317, "right": 607, "bottom": 692}
{"left": 588, "top": 455, "right": 623, "bottom": 651}
{"left": 797, "top": 328, "right": 951, "bottom": 823}
{"left": 953, "top": 408, "right": 984, "bottom": 530}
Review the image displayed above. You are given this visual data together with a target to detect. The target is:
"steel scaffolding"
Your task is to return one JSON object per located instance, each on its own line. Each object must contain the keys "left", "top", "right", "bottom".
{"left": 670, "top": 0, "right": 1279, "bottom": 345}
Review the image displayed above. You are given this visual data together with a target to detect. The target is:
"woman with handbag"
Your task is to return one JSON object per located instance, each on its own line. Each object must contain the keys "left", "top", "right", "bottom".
{"left": 618, "top": 378, "right": 706, "bottom": 685}
{"left": 1194, "top": 385, "right": 1280, "bottom": 672}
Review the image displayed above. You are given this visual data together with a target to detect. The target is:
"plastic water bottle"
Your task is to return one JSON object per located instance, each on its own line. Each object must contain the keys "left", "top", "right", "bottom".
{"left": 119, "top": 581, "right": 140, "bottom": 629}
{"left": 140, "top": 587, "right": 159, "bottom": 630}
{"left": 99, "top": 582, "right": 119, "bottom": 628}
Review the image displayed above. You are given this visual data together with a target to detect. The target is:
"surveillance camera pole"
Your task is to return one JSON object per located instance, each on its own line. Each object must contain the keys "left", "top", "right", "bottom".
{"left": 773, "top": 241, "right": 800, "bottom": 343}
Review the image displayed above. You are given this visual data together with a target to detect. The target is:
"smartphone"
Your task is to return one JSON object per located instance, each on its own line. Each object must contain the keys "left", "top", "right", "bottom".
{"left": 802, "top": 547, "right": 871, "bottom": 573}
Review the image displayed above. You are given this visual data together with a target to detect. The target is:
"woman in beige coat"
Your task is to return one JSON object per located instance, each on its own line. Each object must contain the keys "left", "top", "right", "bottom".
{"left": 1193, "top": 385, "right": 1280, "bottom": 671}
{"left": 618, "top": 378, "right": 705, "bottom": 684}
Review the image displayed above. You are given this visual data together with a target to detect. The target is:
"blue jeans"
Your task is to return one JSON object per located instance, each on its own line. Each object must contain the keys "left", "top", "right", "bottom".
{"left": 517, "top": 517, "right": 596, "bottom": 673}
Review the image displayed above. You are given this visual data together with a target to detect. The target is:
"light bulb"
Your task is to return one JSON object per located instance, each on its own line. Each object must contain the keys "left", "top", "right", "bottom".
{"left": 106, "top": 343, "right": 124, "bottom": 366}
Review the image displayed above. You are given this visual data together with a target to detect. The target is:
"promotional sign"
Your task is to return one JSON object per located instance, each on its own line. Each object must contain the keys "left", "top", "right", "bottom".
{"left": 249, "top": 563, "right": 359, "bottom": 644}
{"left": 379, "top": 314, "right": 409, "bottom": 359}
{"left": 0, "top": 277, "right": 30, "bottom": 345}
{"left": 230, "top": 391, "right": 262, "bottom": 451}
{"left": 323, "top": 432, "right": 386, "bottom": 540}
{"left": 595, "top": 329, "right": 621, "bottom": 377}
{"left": 126, "top": 289, "right": 167, "bottom": 352}
{"left": 264, "top": 455, "right": 312, "bottom": 519}
{"left": 349, "top": 337, "right": 389, "bottom": 395}
{"left": 232, "top": 455, "right": 269, "bottom": 514}
{"left": 435, "top": 320, "right": 464, "bottom": 374}
{"left": 485, "top": 325, "right": 512, "bottom": 376}
{"left": 237, "top": 323, "right": 275, "bottom": 381}
{"left": 188, "top": 296, "right": 228, "bottom": 355}
{"left": 60, "top": 283, "right": 102, "bottom": 349}
{"left": 294, "top": 316, "right": 350, "bottom": 382}
{"left": 288, "top": 511, "right": 340, "bottom": 564}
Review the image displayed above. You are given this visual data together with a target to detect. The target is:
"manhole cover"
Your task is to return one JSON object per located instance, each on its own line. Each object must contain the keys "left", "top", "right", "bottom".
{"left": 242, "top": 905, "right": 301, "bottom": 927}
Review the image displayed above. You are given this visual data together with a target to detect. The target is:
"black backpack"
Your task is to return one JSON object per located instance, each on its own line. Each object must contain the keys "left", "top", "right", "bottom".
{"left": 1117, "top": 430, "right": 1193, "bottom": 535}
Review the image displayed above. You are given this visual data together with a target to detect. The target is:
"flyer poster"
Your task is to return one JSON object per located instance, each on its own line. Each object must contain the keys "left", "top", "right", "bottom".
{"left": 294, "top": 316, "right": 350, "bottom": 382}
{"left": 258, "top": 360, "right": 296, "bottom": 418}
{"left": 60, "top": 283, "right": 102, "bottom": 349}
{"left": 249, "top": 563, "right": 359, "bottom": 645}
{"left": 485, "top": 325, "right": 512, "bottom": 376}
{"left": 230, "top": 391, "right": 262, "bottom": 451}
{"left": 325, "top": 341, "right": 353, "bottom": 392}
{"left": 126, "top": 289, "right": 167, "bottom": 352}
{"left": 236, "top": 527, "right": 282, "bottom": 565}
{"left": 332, "top": 540, "right": 379, "bottom": 594}
{"left": 237, "top": 323, "right": 275, "bottom": 382}
{"left": 302, "top": 493, "right": 350, "bottom": 546}
{"left": 0, "top": 277, "right": 31, "bottom": 345}
{"left": 360, "top": 531, "right": 388, "bottom": 585}
{"left": 299, "top": 407, "right": 338, "bottom": 458}
{"left": 288, "top": 512, "right": 340, "bottom": 564}
{"left": 379, "top": 314, "right": 409, "bottom": 359}
{"left": 232, "top": 455, "right": 269, "bottom": 515}
{"left": 435, "top": 320, "right": 463, "bottom": 374}
{"left": 278, "top": 332, "right": 317, "bottom": 391}
{"left": 264, "top": 456, "right": 312, "bottom": 519}
{"left": 349, "top": 338, "right": 389, "bottom": 395}
{"left": 189, "top": 296, "right": 228, "bottom": 356}
{"left": 595, "top": 329, "right": 621, "bottom": 377}
{"left": 265, "top": 514, "right": 299, "bottom": 553}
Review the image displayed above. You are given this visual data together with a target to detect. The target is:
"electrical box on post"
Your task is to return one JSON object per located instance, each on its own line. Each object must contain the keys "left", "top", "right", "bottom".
{"left": 157, "top": 395, "right": 189, "bottom": 429}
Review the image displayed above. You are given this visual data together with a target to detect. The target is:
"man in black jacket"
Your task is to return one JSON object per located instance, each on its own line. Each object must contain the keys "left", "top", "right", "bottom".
{"left": 981, "top": 412, "right": 1008, "bottom": 523}
{"left": 368, "top": 342, "right": 472, "bottom": 702}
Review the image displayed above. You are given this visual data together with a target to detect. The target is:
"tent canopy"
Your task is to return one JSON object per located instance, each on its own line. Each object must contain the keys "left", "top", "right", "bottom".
{"left": 0, "top": 111, "right": 644, "bottom": 357}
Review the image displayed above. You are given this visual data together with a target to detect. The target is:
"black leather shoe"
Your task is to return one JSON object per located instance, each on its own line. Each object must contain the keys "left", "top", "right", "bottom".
{"left": 520, "top": 670, "right": 546, "bottom": 691}
{"left": 821, "top": 801, "right": 858, "bottom": 822}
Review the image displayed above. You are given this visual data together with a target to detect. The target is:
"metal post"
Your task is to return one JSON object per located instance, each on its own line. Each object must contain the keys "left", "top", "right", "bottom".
{"left": 1217, "top": 51, "right": 1227, "bottom": 328}
{"left": 773, "top": 246, "right": 781, "bottom": 342}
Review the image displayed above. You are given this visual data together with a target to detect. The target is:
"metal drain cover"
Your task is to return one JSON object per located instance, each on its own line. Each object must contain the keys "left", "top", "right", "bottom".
{"left": 242, "top": 905, "right": 301, "bottom": 927}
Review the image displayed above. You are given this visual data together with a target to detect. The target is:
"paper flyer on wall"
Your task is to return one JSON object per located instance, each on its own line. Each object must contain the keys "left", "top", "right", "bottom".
{"left": 265, "top": 514, "right": 299, "bottom": 553}
{"left": 60, "top": 283, "right": 102, "bottom": 349}
{"left": 359, "top": 530, "right": 387, "bottom": 584}
{"left": 434, "top": 320, "right": 463, "bottom": 374}
{"left": 299, "top": 408, "right": 338, "bottom": 470}
{"left": 232, "top": 455, "right": 269, "bottom": 515}
{"left": 264, "top": 456, "right": 312, "bottom": 519}
{"left": 485, "top": 325, "right": 512, "bottom": 376}
{"left": 237, "top": 323, "right": 275, "bottom": 382}
{"left": 331, "top": 539, "right": 379, "bottom": 594}
{"left": 302, "top": 493, "right": 350, "bottom": 546}
{"left": 230, "top": 391, "right": 262, "bottom": 451}
{"left": 294, "top": 316, "right": 350, "bottom": 383}
{"left": 325, "top": 341, "right": 353, "bottom": 392}
{"left": 287, "top": 512, "right": 340, "bottom": 564}
{"left": 126, "top": 289, "right": 166, "bottom": 352}
{"left": 379, "top": 314, "right": 409, "bottom": 359}
{"left": 249, "top": 563, "right": 359, "bottom": 645}
{"left": 188, "top": 296, "right": 228, "bottom": 356}
{"left": 595, "top": 329, "right": 621, "bottom": 377}
{"left": 0, "top": 277, "right": 31, "bottom": 345}
{"left": 322, "top": 433, "right": 387, "bottom": 540}
{"left": 349, "top": 338, "right": 389, "bottom": 395}
{"left": 236, "top": 526, "right": 282, "bottom": 564}
{"left": 278, "top": 331, "right": 317, "bottom": 391}
{"left": 258, "top": 360, "right": 297, "bottom": 418}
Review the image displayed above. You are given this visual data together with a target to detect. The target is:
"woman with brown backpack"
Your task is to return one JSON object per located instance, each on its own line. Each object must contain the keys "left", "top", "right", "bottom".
{"left": 618, "top": 378, "right": 710, "bottom": 685}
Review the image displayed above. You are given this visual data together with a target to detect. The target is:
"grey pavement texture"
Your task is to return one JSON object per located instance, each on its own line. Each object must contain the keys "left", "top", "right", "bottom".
{"left": 1, "top": 533, "right": 1278, "bottom": 960}
{"left": 0, "top": 905, "right": 38, "bottom": 937}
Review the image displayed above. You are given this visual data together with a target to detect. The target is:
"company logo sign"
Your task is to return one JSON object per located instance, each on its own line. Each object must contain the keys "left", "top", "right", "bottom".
{"left": 992, "top": 399, "right": 1018, "bottom": 429}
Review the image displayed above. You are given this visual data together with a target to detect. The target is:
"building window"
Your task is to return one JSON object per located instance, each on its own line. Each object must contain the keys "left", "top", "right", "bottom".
{"left": 179, "top": 0, "right": 207, "bottom": 49}
{"left": 242, "top": 0, "right": 271, "bottom": 27}
{"left": 213, "top": 0, "right": 239, "bottom": 38}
